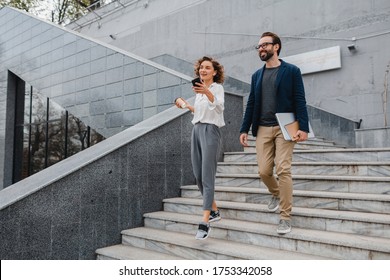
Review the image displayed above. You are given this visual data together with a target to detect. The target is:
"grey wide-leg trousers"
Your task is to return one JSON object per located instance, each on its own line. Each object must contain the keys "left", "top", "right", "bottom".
{"left": 191, "top": 123, "right": 222, "bottom": 210}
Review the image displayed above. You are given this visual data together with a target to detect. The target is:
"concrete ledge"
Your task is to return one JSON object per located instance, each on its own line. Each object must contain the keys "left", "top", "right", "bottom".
{"left": 356, "top": 127, "right": 390, "bottom": 148}
{"left": 307, "top": 105, "right": 360, "bottom": 147}
{"left": 0, "top": 103, "right": 190, "bottom": 211}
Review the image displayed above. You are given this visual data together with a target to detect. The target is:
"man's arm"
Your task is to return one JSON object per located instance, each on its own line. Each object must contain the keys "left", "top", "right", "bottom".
{"left": 293, "top": 67, "right": 309, "bottom": 133}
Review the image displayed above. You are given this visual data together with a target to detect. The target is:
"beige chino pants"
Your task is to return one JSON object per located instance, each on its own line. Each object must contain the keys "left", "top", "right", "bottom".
{"left": 255, "top": 126, "right": 295, "bottom": 220}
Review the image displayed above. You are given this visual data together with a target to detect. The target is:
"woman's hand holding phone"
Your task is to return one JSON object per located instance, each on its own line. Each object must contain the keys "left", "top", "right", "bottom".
{"left": 191, "top": 77, "right": 202, "bottom": 87}
{"left": 192, "top": 77, "right": 207, "bottom": 95}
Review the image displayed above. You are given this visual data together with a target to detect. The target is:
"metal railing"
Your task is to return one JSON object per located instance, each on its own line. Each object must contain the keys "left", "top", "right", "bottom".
{"left": 69, "top": 0, "right": 138, "bottom": 30}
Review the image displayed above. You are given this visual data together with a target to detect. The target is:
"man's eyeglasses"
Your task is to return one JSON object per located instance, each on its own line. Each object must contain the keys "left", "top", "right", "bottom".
{"left": 255, "top": 42, "right": 275, "bottom": 50}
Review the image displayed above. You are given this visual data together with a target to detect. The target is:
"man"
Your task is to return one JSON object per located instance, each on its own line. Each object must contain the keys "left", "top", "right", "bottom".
{"left": 239, "top": 32, "right": 309, "bottom": 234}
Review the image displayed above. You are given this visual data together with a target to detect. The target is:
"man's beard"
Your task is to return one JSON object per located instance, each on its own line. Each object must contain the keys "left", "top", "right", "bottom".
{"left": 259, "top": 51, "right": 273, "bottom": 61}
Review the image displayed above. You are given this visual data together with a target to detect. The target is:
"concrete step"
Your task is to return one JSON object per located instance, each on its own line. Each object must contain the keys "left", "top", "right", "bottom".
{"left": 181, "top": 185, "right": 390, "bottom": 214}
{"left": 120, "top": 227, "right": 328, "bottom": 260}
{"left": 217, "top": 161, "right": 390, "bottom": 177}
{"left": 163, "top": 197, "right": 390, "bottom": 239}
{"left": 293, "top": 142, "right": 346, "bottom": 149}
{"left": 143, "top": 211, "right": 390, "bottom": 260}
{"left": 245, "top": 142, "right": 346, "bottom": 153}
{"left": 224, "top": 148, "right": 390, "bottom": 162}
{"left": 96, "top": 244, "right": 185, "bottom": 260}
{"left": 244, "top": 145, "right": 344, "bottom": 153}
{"left": 247, "top": 136, "right": 336, "bottom": 144}
{"left": 215, "top": 173, "right": 390, "bottom": 195}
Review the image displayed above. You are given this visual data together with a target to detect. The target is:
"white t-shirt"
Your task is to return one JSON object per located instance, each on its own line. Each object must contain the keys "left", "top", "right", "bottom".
{"left": 191, "top": 82, "right": 225, "bottom": 128}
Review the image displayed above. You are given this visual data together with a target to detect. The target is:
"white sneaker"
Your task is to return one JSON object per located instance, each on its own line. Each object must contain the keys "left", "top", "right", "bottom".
{"left": 277, "top": 219, "right": 291, "bottom": 234}
{"left": 209, "top": 209, "right": 221, "bottom": 222}
{"left": 195, "top": 222, "right": 211, "bottom": 240}
{"left": 268, "top": 196, "right": 280, "bottom": 212}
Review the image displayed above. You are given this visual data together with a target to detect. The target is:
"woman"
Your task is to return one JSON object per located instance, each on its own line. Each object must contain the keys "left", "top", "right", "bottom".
{"left": 176, "top": 56, "right": 225, "bottom": 240}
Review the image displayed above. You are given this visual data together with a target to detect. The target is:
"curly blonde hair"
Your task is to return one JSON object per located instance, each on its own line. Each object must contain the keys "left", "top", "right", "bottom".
{"left": 194, "top": 56, "right": 225, "bottom": 84}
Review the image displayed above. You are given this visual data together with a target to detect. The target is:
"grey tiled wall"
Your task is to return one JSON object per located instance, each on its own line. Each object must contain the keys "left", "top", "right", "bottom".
{"left": 0, "top": 7, "right": 194, "bottom": 188}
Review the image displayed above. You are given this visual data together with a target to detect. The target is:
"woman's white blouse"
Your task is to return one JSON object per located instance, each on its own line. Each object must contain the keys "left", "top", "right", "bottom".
{"left": 191, "top": 82, "right": 225, "bottom": 128}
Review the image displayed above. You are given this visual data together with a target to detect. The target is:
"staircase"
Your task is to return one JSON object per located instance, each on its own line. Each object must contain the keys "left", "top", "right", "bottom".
{"left": 96, "top": 137, "right": 390, "bottom": 260}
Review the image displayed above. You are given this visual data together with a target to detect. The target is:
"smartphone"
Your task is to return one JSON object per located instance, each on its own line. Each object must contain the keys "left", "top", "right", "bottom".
{"left": 191, "top": 77, "right": 202, "bottom": 86}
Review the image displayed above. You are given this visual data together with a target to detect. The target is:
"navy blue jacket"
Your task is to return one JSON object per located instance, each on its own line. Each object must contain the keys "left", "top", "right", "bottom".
{"left": 240, "top": 59, "right": 309, "bottom": 137}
